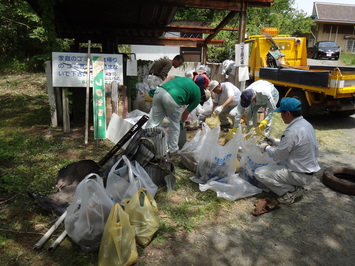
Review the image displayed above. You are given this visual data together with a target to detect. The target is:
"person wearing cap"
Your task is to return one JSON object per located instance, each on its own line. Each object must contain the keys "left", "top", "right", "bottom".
{"left": 233, "top": 79, "right": 279, "bottom": 136}
{"left": 146, "top": 55, "right": 184, "bottom": 89}
{"left": 208, "top": 80, "right": 241, "bottom": 129}
{"left": 146, "top": 76, "right": 202, "bottom": 156}
{"left": 254, "top": 97, "right": 321, "bottom": 204}
{"left": 193, "top": 67, "right": 211, "bottom": 105}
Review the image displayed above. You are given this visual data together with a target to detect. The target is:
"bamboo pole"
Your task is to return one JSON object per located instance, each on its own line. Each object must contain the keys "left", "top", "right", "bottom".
{"left": 85, "top": 40, "right": 91, "bottom": 144}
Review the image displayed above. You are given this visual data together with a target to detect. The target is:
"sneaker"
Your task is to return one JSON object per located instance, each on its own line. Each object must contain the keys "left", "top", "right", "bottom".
{"left": 277, "top": 187, "right": 304, "bottom": 205}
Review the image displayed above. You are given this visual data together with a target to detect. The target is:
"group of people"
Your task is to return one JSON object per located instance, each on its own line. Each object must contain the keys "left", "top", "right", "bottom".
{"left": 144, "top": 54, "right": 320, "bottom": 205}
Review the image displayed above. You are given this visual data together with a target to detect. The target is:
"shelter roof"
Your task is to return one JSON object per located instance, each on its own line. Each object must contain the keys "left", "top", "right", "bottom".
{"left": 26, "top": 0, "right": 274, "bottom": 49}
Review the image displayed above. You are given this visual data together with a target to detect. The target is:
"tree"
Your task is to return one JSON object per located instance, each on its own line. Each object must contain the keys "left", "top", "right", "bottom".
{"left": 0, "top": 0, "right": 70, "bottom": 72}
{"left": 175, "top": 0, "right": 314, "bottom": 63}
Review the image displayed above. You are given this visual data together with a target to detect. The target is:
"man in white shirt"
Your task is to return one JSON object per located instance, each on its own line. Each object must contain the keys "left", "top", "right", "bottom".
{"left": 255, "top": 97, "right": 321, "bottom": 204}
{"left": 208, "top": 80, "right": 241, "bottom": 129}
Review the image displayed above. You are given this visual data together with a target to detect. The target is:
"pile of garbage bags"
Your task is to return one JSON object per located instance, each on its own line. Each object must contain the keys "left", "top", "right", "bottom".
{"left": 181, "top": 121, "right": 273, "bottom": 201}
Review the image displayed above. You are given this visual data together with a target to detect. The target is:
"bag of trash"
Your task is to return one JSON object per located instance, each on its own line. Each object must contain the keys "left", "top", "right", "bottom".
{"left": 133, "top": 82, "right": 152, "bottom": 113}
{"left": 98, "top": 203, "right": 138, "bottom": 266}
{"left": 123, "top": 188, "right": 160, "bottom": 246}
{"left": 180, "top": 123, "right": 210, "bottom": 172}
{"left": 199, "top": 173, "right": 262, "bottom": 201}
{"left": 191, "top": 126, "right": 239, "bottom": 184}
{"left": 106, "top": 155, "right": 158, "bottom": 204}
{"left": 64, "top": 173, "right": 114, "bottom": 252}
{"left": 205, "top": 113, "right": 220, "bottom": 129}
{"left": 238, "top": 133, "right": 273, "bottom": 191}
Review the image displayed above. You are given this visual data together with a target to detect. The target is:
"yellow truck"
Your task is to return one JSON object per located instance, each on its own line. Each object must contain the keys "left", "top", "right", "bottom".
{"left": 245, "top": 28, "right": 355, "bottom": 116}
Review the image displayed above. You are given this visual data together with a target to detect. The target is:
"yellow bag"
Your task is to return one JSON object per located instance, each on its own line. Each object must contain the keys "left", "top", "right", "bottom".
{"left": 124, "top": 188, "right": 160, "bottom": 246}
{"left": 98, "top": 203, "right": 138, "bottom": 266}
{"left": 224, "top": 129, "right": 235, "bottom": 145}
{"left": 205, "top": 113, "right": 220, "bottom": 129}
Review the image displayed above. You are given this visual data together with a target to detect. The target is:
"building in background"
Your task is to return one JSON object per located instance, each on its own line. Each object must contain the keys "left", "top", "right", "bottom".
{"left": 309, "top": 2, "right": 355, "bottom": 53}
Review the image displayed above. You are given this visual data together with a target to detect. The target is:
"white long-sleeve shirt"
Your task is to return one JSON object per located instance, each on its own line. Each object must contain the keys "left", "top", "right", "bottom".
{"left": 234, "top": 80, "right": 279, "bottom": 126}
{"left": 265, "top": 116, "right": 321, "bottom": 174}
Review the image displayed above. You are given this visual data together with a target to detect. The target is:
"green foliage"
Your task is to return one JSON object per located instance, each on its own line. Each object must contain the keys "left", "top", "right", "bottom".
{"left": 340, "top": 53, "right": 355, "bottom": 65}
{"left": 0, "top": 0, "right": 70, "bottom": 73}
{"left": 247, "top": 0, "right": 314, "bottom": 36}
{"left": 175, "top": 0, "right": 315, "bottom": 62}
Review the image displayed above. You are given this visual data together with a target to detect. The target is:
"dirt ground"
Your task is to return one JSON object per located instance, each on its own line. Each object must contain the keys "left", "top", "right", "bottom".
{"left": 137, "top": 113, "right": 355, "bottom": 264}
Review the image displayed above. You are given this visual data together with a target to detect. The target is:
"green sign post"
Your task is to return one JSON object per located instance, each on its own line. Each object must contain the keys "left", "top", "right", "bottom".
{"left": 92, "top": 56, "right": 106, "bottom": 139}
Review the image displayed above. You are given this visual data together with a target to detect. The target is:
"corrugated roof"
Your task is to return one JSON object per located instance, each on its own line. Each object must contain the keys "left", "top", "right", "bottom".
{"left": 314, "top": 2, "right": 355, "bottom": 24}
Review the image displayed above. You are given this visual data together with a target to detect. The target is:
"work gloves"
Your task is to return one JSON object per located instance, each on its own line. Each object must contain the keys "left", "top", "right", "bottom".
{"left": 265, "top": 137, "right": 278, "bottom": 146}
{"left": 257, "top": 143, "right": 269, "bottom": 153}
{"left": 214, "top": 106, "right": 223, "bottom": 115}
{"left": 258, "top": 119, "right": 268, "bottom": 131}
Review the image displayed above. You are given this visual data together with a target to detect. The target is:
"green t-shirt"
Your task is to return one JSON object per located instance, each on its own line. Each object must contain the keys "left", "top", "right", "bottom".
{"left": 161, "top": 76, "right": 201, "bottom": 112}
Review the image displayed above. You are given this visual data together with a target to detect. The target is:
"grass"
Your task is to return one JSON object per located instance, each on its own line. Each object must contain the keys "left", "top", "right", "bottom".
{"left": 339, "top": 53, "right": 355, "bottom": 65}
{"left": 0, "top": 72, "right": 259, "bottom": 265}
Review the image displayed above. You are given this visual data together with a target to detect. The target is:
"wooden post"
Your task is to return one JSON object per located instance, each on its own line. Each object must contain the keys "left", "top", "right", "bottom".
{"left": 44, "top": 61, "right": 58, "bottom": 127}
{"left": 62, "top": 88, "right": 70, "bottom": 133}
{"left": 85, "top": 40, "right": 91, "bottom": 144}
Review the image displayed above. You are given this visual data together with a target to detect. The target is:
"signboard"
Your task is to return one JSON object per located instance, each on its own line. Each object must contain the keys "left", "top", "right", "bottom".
{"left": 92, "top": 56, "right": 106, "bottom": 139}
{"left": 235, "top": 43, "right": 250, "bottom": 82}
{"left": 52, "top": 52, "right": 123, "bottom": 87}
{"left": 235, "top": 43, "right": 249, "bottom": 67}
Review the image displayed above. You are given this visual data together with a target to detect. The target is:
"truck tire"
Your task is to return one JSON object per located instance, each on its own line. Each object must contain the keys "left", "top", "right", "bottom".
{"left": 287, "top": 89, "right": 310, "bottom": 117}
{"left": 322, "top": 167, "right": 355, "bottom": 196}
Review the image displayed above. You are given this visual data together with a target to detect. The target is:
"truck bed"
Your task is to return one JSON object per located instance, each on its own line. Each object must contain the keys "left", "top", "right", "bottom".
{"left": 259, "top": 67, "right": 330, "bottom": 88}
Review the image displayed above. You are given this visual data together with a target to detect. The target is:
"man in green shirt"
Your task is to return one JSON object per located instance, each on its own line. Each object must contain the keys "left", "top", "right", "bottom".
{"left": 146, "top": 76, "right": 201, "bottom": 155}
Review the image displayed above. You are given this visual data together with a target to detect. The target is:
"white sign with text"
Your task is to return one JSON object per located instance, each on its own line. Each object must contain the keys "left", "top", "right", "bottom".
{"left": 52, "top": 52, "right": 123, "bottom": 87}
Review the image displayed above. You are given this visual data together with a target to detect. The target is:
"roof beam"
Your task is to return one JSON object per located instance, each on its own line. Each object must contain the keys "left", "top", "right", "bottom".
{"left": 154, "top": 0, "right": 273, "bottom": 10}
{"left": 204, "top": 11, "right": 238, "bottom": 45}
{"left": 164, "top": 25, "right": 238, "bottom": 34}
{"left": 115, "top": 37, "right": 225, "bottom": 47}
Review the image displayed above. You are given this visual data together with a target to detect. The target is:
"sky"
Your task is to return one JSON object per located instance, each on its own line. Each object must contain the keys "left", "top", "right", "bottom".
{"left": 293, "top": 0, "right": 355, "bottom": 15}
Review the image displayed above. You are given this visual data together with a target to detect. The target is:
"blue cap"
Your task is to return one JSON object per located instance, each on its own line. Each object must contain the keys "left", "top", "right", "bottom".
{"left": 240, "top": 89, "right": 254, "bottom": 107}
{"left": 274, "top": 97, "right": 302, "bottom": 112}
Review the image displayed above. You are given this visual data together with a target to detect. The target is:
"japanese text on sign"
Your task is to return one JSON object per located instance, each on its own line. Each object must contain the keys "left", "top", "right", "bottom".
{"left": 52, "top": 52, "right": 123, "bottom": 87}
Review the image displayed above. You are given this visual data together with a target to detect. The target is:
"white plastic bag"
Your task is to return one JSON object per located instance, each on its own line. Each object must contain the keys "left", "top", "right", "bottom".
{"left": 238, "top": 134, "right": 273, "bottom": 191}
{"left": 180, "top": 123, "right": 210, "bottom": 172}
{"left": 199, "top": 173, "right": 262, "bottom": 201}
{"left": 106, "top": 155, "right": 158, "bottom": 204}
{"left": 64, "top": 173, "right": 114, "bottom": 252}
{"left": 190, "top": 126, "right": 239, "bottom": 184}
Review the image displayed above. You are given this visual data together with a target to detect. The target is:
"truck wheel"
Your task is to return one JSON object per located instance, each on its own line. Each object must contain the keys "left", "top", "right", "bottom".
{"left": 322, "top": 167, "right": 355, "bottom": 196}
{"left": 287, "top": 89, "right": 310, "bottom": 117}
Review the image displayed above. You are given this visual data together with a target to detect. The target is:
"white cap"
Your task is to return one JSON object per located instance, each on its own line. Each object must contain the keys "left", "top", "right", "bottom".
{"left": 208, "top": 80, "right": 219, "bottom": 91}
